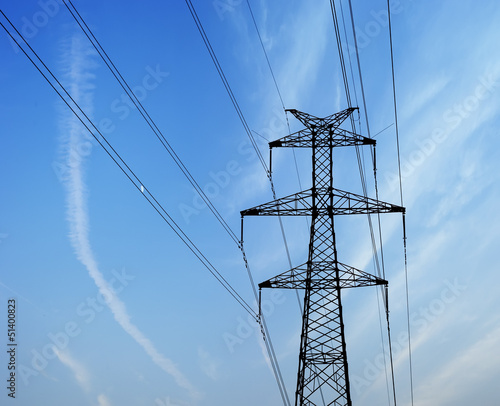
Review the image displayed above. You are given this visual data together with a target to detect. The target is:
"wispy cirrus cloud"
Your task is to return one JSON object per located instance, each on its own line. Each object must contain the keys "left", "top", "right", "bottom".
{"left": 55, "top": 347, "right": 91, "bottom": 392}
{"left": 56, "top": 347, "right": 113, "bottom": 406}
{"left": 415, "top": 325, "right": 500, "bottom": 406}
{"left": 58, "top": 32, "right": 199, "bottom": 399}
{"left": 97, "top": 393, "right": 113, "bottom": 406}
{"left": 401, "top": 75, "right": 450, "bottom": 121}
{"left": 198, "top": 347, "right": 220, "bottom": 381}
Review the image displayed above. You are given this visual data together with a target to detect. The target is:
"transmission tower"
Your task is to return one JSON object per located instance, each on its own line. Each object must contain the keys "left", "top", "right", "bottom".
{"left": 241, "top": 107, "right": 404, "bottom": 406}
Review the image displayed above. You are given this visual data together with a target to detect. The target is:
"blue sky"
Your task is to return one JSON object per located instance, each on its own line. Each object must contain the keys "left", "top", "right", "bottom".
{"left": 1, "top": 1, "right": 500, "bottom": 405}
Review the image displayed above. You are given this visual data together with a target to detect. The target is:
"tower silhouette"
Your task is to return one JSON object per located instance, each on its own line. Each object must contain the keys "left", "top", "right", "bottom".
{"left": 242, "top": 107, "right": 404, "bottom": 405}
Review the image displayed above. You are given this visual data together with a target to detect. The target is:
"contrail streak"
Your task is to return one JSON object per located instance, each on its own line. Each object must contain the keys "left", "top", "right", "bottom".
{"left": 59, "top": 32, "right": 198, "bottom": 399}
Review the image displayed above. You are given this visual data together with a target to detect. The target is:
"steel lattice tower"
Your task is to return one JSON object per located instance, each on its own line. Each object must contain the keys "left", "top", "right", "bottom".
{"left": 241, "top": 108, "right": 404, "bottom": 406}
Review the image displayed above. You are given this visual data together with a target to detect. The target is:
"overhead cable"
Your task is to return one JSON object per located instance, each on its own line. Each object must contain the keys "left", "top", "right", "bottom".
{"left": 184, "top": 2, "right": 290, "bottom": 404}
{"left": 184, "top": 0, "right": 270, "bottom": 178}
{"left": 332, "top": 1, "right": 396, "bottom": 404}
{"left": 386, "top": 1, "right": 415, "bottom": 404}
{"left": 62, "top": 0, "right": 241, "bottom": 248}
{"left": 0, "top": 10, "right": 257, "bottom": 321}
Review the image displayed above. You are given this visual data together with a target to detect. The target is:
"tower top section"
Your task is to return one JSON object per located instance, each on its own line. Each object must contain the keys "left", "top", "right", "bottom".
{"left": 269, "top": 107, "right": 375, "bottom": 149}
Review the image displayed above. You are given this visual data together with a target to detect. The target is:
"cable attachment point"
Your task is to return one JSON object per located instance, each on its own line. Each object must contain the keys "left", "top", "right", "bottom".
{"left": 258, "top": 288, "right": 266, "bottom": 341}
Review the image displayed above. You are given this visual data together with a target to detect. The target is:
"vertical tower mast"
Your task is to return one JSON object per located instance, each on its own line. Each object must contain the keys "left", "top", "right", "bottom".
{"left": 241, "top": 108, "right": 404, "bottom": 405}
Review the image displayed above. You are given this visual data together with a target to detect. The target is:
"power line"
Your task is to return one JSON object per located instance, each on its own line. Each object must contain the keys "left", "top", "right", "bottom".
{"left": 386, "top": 1, "right": 415, "bottom": 405}
{"left": 245, "top": 0, "right": 285, "bottom": 111}
{"left": 0, "top": 9, "right": 257, "bottom": 321}
{"left": 63, "top": 2, "right": 285, "bottom": 350}
{"left": 61, "top": 6, "right": 285, "bottom": 384}
{"left": 183, "top": 2, "right": 290, "bottom": 404}
{"left": 339, "top": 0, "right": 360, "bottom": 115}
{"left": 332, "top": 1, "right": 397, "bottom": 404}
{"left": 338, "top": 0, "right": 391, "bottom": 302}
{"left": 60, "top": 9, "right": 292, "bottom": 402}
{"left": 245, "top": 0, "right": 309, "bottom": 306}
{"left": 331, "top": 0, "right": 384, "bottom": 284}
{"left": 245, "top": 0, "right": 306, "bottom": 201}
{"left": 54, "top": 13, "right": 289, "bottom": 400}
{"left": 346, "top": 0, "right": 371, "bottom": 139}
{"left": 184, "top": 0, "right": 270, "bottom": 178}
{"left": 246, "top": 3, "right": 333, "bottom": 404}
{"left": 62, "top": 0, "right": 241, "bottom": 248}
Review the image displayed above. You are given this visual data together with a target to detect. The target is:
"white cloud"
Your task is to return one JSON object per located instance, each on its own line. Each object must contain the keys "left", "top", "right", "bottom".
{"left": 416, "top": 325, "right": 500, "bottom": 406}
{"left": 59, "top": 32, "right": 199, "bottom": 400}
{"left": 97, "top": 394, "right": 112, "bottom": 406}
{"left": 54, "top": 348, "right": 90, "bottom": 392}
{"left": 274, "top": 2, "right": 332, "bottom": 110}
{"left": 198, "top": 347, "right": 220, "bottom": 381}
{"left": 401, "top": 76, "right": 450, "bottom": 120}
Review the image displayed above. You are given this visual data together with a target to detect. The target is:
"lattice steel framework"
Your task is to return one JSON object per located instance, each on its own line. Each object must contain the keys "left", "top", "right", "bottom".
{"left": 241, "top": 108, "right": 404, "bottom": 406}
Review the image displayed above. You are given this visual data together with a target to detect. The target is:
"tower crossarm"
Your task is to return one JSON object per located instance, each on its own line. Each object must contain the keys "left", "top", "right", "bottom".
{"left": 241, "top": 189, "right": 313, "bottom": 216}
{"left": 258, "top": 260, "right": 387, "bottom": 290}
{"left": 269, "top": 127, "right": 375, "bottom": 149}
{"left": 285, "top": 107, "right": 356, "bottom": 130}
{"left": 241, "top": 187, "right": 405, "bottom": 217}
